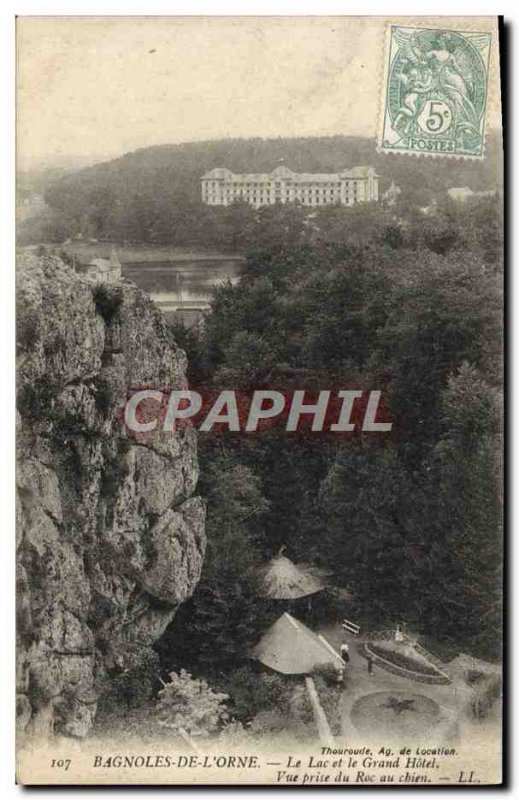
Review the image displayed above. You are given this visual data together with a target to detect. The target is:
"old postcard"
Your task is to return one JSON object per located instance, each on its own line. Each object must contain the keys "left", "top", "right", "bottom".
{"left": 16, "top": 15, "right": 503, "bottom": 786}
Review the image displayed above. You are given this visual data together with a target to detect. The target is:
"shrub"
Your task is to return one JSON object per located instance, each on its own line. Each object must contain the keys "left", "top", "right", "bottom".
{"left": 56, "top": 249, "right": 75, "bottom": 268}
{"left": 93, "top": 284, "right": 123, "bottom": 325}
{"left": 218, "top": 719, "right": 254, "bottom": 746}
{"left": 312, "top": 662, "right": 342, "bottom": 686}
{"left": 99, "top": 649, "right": 161, "bottom": 714}
{"left": 312, "top": 674, "right": 343, "bottom": 736}
{"left": 17, "top": 316, "right": 40, "bottom": 352}
{"left": 94, "top": 377, "right": 113, "bottom": 416}
{"left": 17, "top": 377, "right": 56, "bottom": 419}
{"left": 217, "top": 664, "right": 287, "bottom": 722}
{"left": 382, "top": 224, "right": 405, "bottom": 250}
{"left": 249, "top": 683, "right": 315, "bottom": 742}
{"left": 153, "top": 670, "right": 229, "bottom": 737}
{"left": 99, "top": 461, "right": 127, "bottom": 498}
{"left": 471, "top": 674, "right": 502, "bottom": 720}
{"left": 368, "top": 644, "right": 440, "bottom": 677}
{"left": 250, "top": 709, "right": 287, "bottom": 736}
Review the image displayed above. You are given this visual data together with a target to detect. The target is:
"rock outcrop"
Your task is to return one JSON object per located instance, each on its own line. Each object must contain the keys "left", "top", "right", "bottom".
{"left": 16, "top": 253, "right": 205, "bottom": 738}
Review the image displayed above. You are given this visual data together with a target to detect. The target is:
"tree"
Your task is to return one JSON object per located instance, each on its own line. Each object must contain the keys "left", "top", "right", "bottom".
{"left": 153, "top": 670, "right": 229, "bottom": 737}
{"left": 220, "top": 201, "right": 256, "bottom": 252}
{"left": 414, "top": 215, "right": 460, "bottom": 255}
{"left": 419, "top": 363, "right": 502, "bottom": 657}
{"left": 160, "top": 232, "right": 502, "bottom": 670}
{"left": 156, "top": 456, "right": 270, "bottom": 675}
{"left": 215, "top": 331, "right": 275, "bottom": 387}
{"left": 249, "top": 202, "right": 306, "bottom": 250}
{"left": 371, "top": 250, "right": 501, "bottom": 465}
{"left": 318, "top": 446, "right": 416, "bottom": 626}
{"left": 203, "top": 277, "right": 282, "bottom": 370}
{"left": 84, "top": 186, "right": 118, "bottom": 238}
{"left": 17, "top": 208, "right": 75, "bottom": 244}
{"left": 117, "top": 192, "right": 159, "bottom": 242}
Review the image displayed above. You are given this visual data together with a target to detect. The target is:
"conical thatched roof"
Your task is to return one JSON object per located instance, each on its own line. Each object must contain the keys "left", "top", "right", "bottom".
{"left": 251, "top": 612, "right": 344, "bottom": 675}
{"left": 258, "top": 555, "right": 327, "bottom": 599}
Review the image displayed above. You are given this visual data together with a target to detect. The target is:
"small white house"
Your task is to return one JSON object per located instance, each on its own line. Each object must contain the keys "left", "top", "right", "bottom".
{"left": 86, "top": 247, "right": 122, "bottom": 283}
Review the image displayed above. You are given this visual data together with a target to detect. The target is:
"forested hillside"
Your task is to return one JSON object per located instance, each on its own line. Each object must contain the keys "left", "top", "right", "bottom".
{"left": 157, "top": 196, "right": 503, "bottom": 692}
{"left": 17, "top": 136, "right": 503, "bottom": 735}
{"left": 19, "top": 133, "right": 503, "bottom": 246}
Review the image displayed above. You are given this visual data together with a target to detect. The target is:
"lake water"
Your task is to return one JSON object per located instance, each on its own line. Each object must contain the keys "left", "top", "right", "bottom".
{"left": 123, "top": 256, "right": 244, "bottom": 325}
{"left": 59, "top": 243, "right": 245, "bottom": 325}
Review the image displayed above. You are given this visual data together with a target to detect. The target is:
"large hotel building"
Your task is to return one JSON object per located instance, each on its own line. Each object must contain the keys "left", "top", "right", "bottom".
{"left": 201, "top": 164, "right": 379, "bottom": 208}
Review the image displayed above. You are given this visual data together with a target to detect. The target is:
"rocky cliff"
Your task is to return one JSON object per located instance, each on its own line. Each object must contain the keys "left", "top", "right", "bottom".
{"left": 16, "top": 253, "right": 206, "bottom": 738}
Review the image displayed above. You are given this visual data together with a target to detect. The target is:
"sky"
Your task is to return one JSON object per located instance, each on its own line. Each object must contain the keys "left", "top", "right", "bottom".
{"left": 16, "top": 16, "right": 501, "bottom": 170}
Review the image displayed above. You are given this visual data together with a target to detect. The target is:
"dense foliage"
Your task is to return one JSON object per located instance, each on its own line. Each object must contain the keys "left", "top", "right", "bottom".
{"left": 160, "top": 195, "right": 502, "bottom": 681}
{"left": 17, "top": 136, "right": 503, "bottom": 739}
{"left": 18, "top": 133, "right": 502, "bottom": 248}
{"left": 154, "top": 670, "right": 230, "bottom": 737}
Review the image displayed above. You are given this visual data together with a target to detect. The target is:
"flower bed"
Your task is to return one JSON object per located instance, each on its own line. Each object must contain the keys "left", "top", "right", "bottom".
{"left": 357, "top": 643, "right": 450, "bottom": 685}
{"left": 369, "top": 644, "right": 439, "bottom": 676}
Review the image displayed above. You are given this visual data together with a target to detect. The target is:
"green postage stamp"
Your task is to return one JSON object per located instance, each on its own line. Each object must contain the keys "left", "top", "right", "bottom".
{"left": 379, "top": 26, "right": 492, "bottom": 158}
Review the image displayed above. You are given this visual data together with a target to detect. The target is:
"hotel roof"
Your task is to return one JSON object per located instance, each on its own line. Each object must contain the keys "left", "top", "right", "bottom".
{"left": 201, "top": 165, "right": 378, "bottom": 182}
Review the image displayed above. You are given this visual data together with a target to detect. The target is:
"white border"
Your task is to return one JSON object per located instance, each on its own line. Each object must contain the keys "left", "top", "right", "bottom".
{"left": 2, "top": 3, "right": 515, "bottom": 798}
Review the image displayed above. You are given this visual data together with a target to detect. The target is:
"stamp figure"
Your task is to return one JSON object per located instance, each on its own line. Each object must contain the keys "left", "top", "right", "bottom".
{"left": 379, "top": 26, "right": 492, "bottom": 158}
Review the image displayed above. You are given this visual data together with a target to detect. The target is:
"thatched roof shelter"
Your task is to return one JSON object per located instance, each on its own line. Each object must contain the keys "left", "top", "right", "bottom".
{"left": 251, "top": 612, "right": 344, "bottom": 675}
{"left": 257, "top": 554, "right": 327, "bottom": 600}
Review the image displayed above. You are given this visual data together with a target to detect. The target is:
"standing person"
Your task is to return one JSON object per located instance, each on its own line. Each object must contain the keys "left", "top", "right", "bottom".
{"left": 367, "top": 654, "right": 374, "bottom": 676}
{"left": 340, "top": 642, "right": 350, "bottom": 663}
